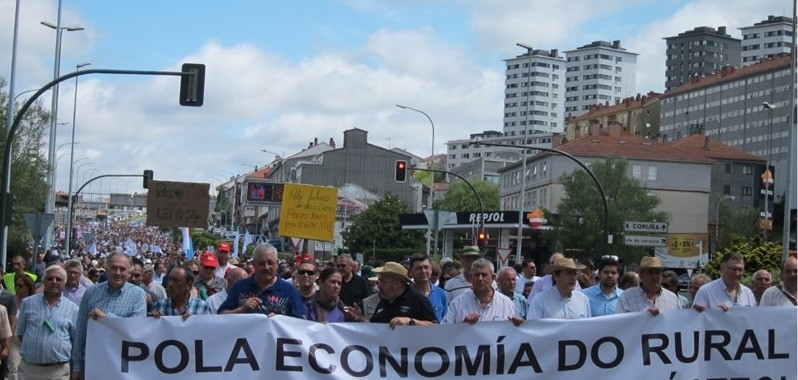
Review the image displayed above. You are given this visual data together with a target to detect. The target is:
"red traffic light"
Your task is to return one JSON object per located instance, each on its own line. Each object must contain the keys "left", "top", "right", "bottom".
{"left": 395, "top": 160, "right": 407, "bottom": 182}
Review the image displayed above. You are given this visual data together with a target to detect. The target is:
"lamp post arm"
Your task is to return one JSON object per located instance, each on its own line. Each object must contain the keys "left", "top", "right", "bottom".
{"left": 411, "top": 167, "right": 484, "bottom": 244}
{"left": 471, "top": 141, "right": 610, "bottom": 255}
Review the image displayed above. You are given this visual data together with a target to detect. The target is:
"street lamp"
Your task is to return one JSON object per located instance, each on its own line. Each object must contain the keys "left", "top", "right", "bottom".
{"left": 41, "top": 17, "right": 84, "bottom": 249}
{"left": 396, "top": 104, "right": 436, "bottom": 256}
{"left": 762, "top": 102, "right": 775, "bottom": 241}
{"left": 65, "top": 62, "right": 90, "bottom": 249}
{"left": 515, "top": 42, "right": 534, "bottom": 262}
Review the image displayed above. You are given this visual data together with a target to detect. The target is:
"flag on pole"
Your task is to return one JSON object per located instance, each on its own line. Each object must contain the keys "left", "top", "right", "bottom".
{"left": 181, "top": 227, "right": 194, "bottom": 260}
{"left": 232, "top": 229, "right": 240, "bottom": 258}
{"left": 242, "top": 230, "right": 253, "bottom": 252}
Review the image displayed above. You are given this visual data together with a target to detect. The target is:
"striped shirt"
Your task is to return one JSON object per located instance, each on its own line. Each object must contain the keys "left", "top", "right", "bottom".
{"left": 617, "top": 286, "right": 681, "bottom": 313}
{"left": 442, "top": 290, "right": 517, "bottom": 324}
{"left": 16, "top": 294, "right": 78, "bottom": 365}
{"left": 72, "top": 282, "right": 146, "bottom": 373}
{"left": 692, "top": 278, "right": 756, "bottom": 309}
{"left": 151, "top": 297, "right": 213, "bottom": 316}
{"left": 527, "top": 286, "right": 591, "bottom": 320}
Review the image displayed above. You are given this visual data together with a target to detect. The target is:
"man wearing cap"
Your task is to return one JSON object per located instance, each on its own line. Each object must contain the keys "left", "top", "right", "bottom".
{"left": 444, "top": 259, "right": 523, "bottom": 325}
{"left": 214, "top": 242, "right": 233, "bottom": 279}
{"left": 526, "top": 252, "right": 582, "bottom": 303}
{"left": 617, "top": 256, "right": 681, "bottom": 315}
{"left": 527, "top": 257, "right": 591, "bottom": 320}
{"left": 218, "top": 243, "right": 305, "bottom": 318}
{"left": 370, "top": 262, "right": 437, "bottom": 328}
{"left": 581, "top": 256, "right": 623, "bottom": 317}
{"left": 692, "top": 252, "right": 756, "bottom": 312}
{"left": 445, "top": 246, "right": 493, "bottom": 301}
{"left": 194, "top": 252, "right": 226, "bottom": 300}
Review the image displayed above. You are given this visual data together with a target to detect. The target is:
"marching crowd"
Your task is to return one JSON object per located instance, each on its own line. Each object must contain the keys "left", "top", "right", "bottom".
{"left": 0, "top": 221, "right": 793, "bottom": 380}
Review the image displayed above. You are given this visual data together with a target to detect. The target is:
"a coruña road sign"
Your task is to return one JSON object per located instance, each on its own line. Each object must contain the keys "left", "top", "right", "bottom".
{"left": 623, "top": 221, "right": 669, "bottom": 233}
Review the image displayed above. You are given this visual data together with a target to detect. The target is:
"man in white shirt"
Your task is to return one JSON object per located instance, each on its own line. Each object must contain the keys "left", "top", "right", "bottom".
{"left": 759, "top": 257, "right": 797, "bottom": 307}
{"left": 527, "top": 257, "right": 591, "bottom": 320}
{"left": 515, "top": 258, "right": 540, "bottom": 294}
{"left": 526, "top": 253, "right": 582, "bottom": 303}
{"left": 443, "top": 259, "right": 522, "bottom": 326}
{"left": 693, "top": 252, "right": 756, "bottom": 311}
{"left": 214, "top": 241, "right": 233, "bottom": 279}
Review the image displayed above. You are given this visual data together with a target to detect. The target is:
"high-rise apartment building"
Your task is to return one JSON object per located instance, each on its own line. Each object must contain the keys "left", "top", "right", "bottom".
{"left": 664, "top": 26, "right": 741, "bottom": 91}
{"left": 502, "top": 49, "right": 566, "bottom": 135}
{"left": 739, "top": 15, "right": 795, "bottom": 66}
{"left": 563, "top": 40, "right": 638, "bottom": 118}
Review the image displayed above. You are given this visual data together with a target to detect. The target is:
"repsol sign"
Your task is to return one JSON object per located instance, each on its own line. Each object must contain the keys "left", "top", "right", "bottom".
{"left": 459, "top": 212, "right": 517, "bottom": 224}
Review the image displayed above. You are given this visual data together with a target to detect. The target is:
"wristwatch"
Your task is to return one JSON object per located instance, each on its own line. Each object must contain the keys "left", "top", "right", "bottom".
{"left": 408, "top": 318, "right": 416, "bottom": 326}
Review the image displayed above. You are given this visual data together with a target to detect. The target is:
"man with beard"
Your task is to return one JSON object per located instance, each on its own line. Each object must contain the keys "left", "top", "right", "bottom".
{"left": 218, "top": 244, "right": 305, "bottom": 318}
{"left": 527, "top": 257, "right": 591, "bottom": 320}
{"left": 581, "top": 256, "right": 623, "bottom": 317}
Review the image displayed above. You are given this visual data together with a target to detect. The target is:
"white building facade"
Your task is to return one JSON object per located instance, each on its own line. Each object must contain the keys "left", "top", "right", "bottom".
{"left": 503, "top": 49, "right": 566, "bottom": 135}
{"left": 739, "top": 15, "right": 795, "bottom": 66}
{"left": 564, "top": 40, "right": 638, "bottom": 118}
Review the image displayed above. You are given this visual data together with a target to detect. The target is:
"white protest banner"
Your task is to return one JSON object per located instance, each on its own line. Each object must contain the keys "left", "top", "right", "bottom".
{"left": 86, "top": 308, "right": 796, "bottom": 379}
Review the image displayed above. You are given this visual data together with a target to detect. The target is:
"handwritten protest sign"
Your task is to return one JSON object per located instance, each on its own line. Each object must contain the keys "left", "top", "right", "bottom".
{"left": 278, "top": 183, "right": 338, "bottom": 241}
{"left": 146, "top": 180, "right": 209, "bottom": 228}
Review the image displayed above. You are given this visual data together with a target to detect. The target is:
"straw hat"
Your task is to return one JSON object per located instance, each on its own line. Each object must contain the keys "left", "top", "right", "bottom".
{"left": 639, "top": 256, "right": 663, "bottom": 269}
{"left": 459, "top": 245, "right": 483, "bottom": 258}
{"left": 373, "top": 262, "right": 410, "bottom": 283}
{"left": 544, "top": 257, "right": 585, "bottom": 274}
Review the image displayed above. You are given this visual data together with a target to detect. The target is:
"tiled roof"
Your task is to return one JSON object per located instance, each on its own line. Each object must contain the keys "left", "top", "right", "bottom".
{"left": 669, "top": 134, "right": 765, "bottom": 163}
{"left": 570, "top": 92, "right": 661, "bottom": 122}
{"left": 664, "top": 54, "right": 791, "bottom": 97}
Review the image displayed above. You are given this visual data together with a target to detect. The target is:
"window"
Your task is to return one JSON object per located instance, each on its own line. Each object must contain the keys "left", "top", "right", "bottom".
{"left": 648, "top": 166, "right": 658, "bottom": 181}
{"left": 724, "top": 164, "right": 731, "bottom": 173}
{"left": 742, "top": 165, "right": 753, "bottom": 175}
{"left": 742, "top": 186, "right": 752, "bottom": 196}
{"left": 632, "top": 165, "right": 642, "bottom": 179}
{"left": 723, "top": 185, "right": 731, "bottom": 195}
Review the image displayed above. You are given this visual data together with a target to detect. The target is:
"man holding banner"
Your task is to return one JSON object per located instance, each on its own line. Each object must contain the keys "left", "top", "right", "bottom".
{"left": 692, "top": 252, "right": 756, "bottom": 312}
{"left": 617, "top": 256, "right": 680, "bottom": 315}
{"left": 443, "top": 259, "right": 523, "bottom": 325}
{"left": 370, "top": 262, "right": 436, "bottom": 328}
{"left": 527, "top": 257, "right": 591, "bottom": 320}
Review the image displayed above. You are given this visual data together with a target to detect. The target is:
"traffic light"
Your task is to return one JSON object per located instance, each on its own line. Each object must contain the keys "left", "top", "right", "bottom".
{"left": 143, "top": 170, "right": 154, "bottom": 188}
{"left": 179, "top": 63, "right": 206, "bottom": 107}
{"left": 395, "top": 160, "right": 407, "bottom": 182}
{"left": 477, "top": 229, "right": 487, "bottom": 244}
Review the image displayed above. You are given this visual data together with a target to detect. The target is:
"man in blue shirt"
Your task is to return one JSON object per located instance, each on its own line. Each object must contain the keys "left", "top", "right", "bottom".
{"left": 17, "top": 265, "right": 78, "bottom": 379}
{"left": 218, "top": 243, "right": 305, "bottom": 318}
{"left": 408, "top": 253, "right": 448, "bottom": 323}
{"left": 582, "top": 256, "right": 624, "bottom": 317}
{"left": 71, "top": 253, "right": 146, "bottom": 379}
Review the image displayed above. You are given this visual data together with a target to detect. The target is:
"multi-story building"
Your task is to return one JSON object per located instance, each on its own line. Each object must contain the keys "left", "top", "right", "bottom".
{"left": 739, "top": 15, "right": 795, "bottom": 66}
{"left": 564, "top": 40, "right": 638, "bottom": 118}
{"left": 503, "top": 48, "right": 566, "bottom": 135}
{"left": 446, "top": 130, "right": 521, "bottom": 170}
{"left": 664, "top": 26, "right": 741, "bottom": 91}
{"left": 565, "top": 92, "right": 661, "bottom": 141}
{"left": 449, "top": 156, "right": 517, "bottom": 186}
{"left": 659, "top": 54, "right": 792, "bottom": 204}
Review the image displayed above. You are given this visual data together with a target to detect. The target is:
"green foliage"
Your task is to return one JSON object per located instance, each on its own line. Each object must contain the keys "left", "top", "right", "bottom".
{"left": 716, "top": 202, "right": 760, "bottom": 251}
{"left": 413, "top": 170, "right": 445, "bottom": 185}
{"left": 342, "top": 194, "right": 424, "bottom": 253}
{"left": 191, "top": 228, "right": 223, "bottom": 252}
{"left": 435, "top": 179, "right": 499, "bottom": 212}
{"left": 0, "top": 78, "right": 51, "bottom": 249}
{"left": 704, "top": 236, "right": 782, "bottom": 280}
{"left": 550, "top": 157, "right": 669, "bottom": 263}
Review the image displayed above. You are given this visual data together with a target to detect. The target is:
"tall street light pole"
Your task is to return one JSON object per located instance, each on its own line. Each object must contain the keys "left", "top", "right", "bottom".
{"left": 396, "top": 104, "right": 435, "bottom": 256}
{"left": 2, "top": 0, "right": 22, "bottom": 267}
{"left": 515, "top": 42, "right": 534, "bottom": 263}
{"left": 64, "top": 63, "right": 90, "bottom": 252}
{"left": 41, "top": 13, "right": 84, "bottom": 250}
{"left": 762, "top": 102, "right": 775, "bottom": 241}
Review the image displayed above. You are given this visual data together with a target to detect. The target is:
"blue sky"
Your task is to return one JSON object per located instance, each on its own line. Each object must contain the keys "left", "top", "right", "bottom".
{"left": 0, "top": 0, "right": 793, "bottom": 194}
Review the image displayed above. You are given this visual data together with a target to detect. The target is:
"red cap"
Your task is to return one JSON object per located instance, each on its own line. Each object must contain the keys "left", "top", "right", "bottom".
{"left": 217, "top": 241, "right": 231, "bottom": 253}
{"left": 200, "top": 252, "right": 219, "bottom": 268}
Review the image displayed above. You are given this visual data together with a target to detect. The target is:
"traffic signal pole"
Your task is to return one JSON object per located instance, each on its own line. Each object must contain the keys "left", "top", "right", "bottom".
{"left": 0, "top": 66, "right": 203, "bottom": 268}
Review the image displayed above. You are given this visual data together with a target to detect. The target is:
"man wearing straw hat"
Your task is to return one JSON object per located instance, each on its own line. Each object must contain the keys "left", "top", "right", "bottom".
{"left": 527, "top": 257, "right": 591, "bottom": 320}
{"left": 444, "top": 246, "right": 493, "bottom": 301}
{"left": 617, "top": 256, "right": 681, "bottom": 315}
{"left": 369, "top": 262, "right": 437, "bottom": 328}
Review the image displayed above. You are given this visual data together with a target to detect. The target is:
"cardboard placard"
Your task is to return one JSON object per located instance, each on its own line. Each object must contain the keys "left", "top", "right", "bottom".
{"left": 146, "top": 180, "right": 210, "bottom": 228}
{"left": 278, "top": 183, "right": 338, "bottom": 241}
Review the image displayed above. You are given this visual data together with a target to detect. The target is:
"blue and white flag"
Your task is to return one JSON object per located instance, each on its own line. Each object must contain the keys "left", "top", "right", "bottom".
{"left": 124, "top": 237, "right": 137, "bottom": 257}
{"left": 242, "top": 230, "right": 252, "bottom": 251}
{"left": 88, "top": 241, "right": 97, "bottom": 255}
{"left": 232, "top": 229, "right": 240, "bottom": 258}
{"left": 181, "top": 227, "right": 194, "bottom": 260}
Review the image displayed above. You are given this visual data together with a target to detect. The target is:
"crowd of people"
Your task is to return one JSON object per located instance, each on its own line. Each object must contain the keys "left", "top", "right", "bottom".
{"left": 0, "top": 220, "right": 794, "bottom": 379}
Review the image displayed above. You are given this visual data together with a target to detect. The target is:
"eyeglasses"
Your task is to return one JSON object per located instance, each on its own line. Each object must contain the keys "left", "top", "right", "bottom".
{"left": 297, "top": 270, "right": 316, "bottom": 276}
{"left": 336, "top": 264, "right": 348, "bottom": 268}
{"left": 192, "top": 271, "right": 200, "bottom": 275}
{"left": 203, "top": 266, "right": 215, "bottom": 271}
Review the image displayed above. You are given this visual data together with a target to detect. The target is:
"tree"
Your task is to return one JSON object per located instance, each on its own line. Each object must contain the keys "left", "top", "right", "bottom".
{"left": 341, "top": 194, "right": 424, "bottom": 254}
{"left": 435, "top": 179, "right": 499, "bottom": 212}
{"left": 704, "top": 237, "right": 781, "bottom": 286}
{"left": 550, "top": 157, "right": 669, "bottom": 263}
{"left": 0, "top": 78, "right": 51, "bottom": 253}
{"left": 716, "top": 203, "right": 759, "bottom": 251}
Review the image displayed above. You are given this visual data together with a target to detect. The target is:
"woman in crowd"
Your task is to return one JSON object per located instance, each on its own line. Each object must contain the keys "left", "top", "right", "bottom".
{"left": 294, "top": 261, "right": 318, "bottom": 302}
{"left": 305, "top": 268, "right": 361, "bottom": 323}
{"left": 7, "top": 272, "right": 36, "bottom": 380}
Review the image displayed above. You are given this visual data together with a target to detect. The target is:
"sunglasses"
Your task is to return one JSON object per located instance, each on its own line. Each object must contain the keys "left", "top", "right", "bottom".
{"left": 602, "top": 255, "right": 619, "bottom": 262}
{"left": 192, "top": 271, "right": 200, "bottom": 275}
{"left": 203, "top": 266, "right": 215, "bottom": 270}
{"left": 297, "top": 270, "right": 316, "bottom": 276}
{"left": 336, "top": 264, "right": 348, "bottom": 268}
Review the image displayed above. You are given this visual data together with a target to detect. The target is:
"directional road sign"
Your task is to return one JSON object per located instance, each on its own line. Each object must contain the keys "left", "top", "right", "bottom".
{"left": 623, "top": 221, "right": 669, "bottom": 233}
{"left": 624, "top": 235, "right": 668, "bottom": 247}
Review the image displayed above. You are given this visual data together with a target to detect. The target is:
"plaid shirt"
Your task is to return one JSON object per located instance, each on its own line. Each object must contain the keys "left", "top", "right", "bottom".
{"left": 152, "top": 297, "right": 212, "bottom": 316}
{"left": 617, "top": 286, "right": 681, "bottom": 313}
